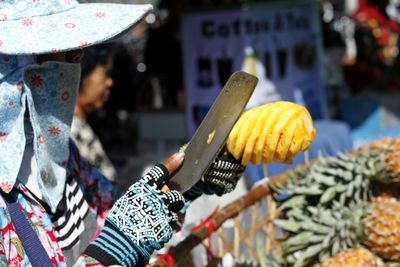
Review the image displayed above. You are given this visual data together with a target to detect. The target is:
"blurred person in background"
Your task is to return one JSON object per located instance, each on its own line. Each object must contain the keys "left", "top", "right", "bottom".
{"left": 344, "top": 0, "right": 400, "bottom": 92}
{"left": 72, "top": 44, "right": 118, "bottom": 181}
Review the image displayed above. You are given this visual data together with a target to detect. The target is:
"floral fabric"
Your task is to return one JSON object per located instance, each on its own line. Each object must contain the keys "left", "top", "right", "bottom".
{"left": 0, "top": 142, "right": 117, "bottom": 266}
{"left": 0, "top": 55, "right": 81, "bottom": 212}
{"left": 0, "top": 0, "right": 152, "bottom": 55}
{"left": 0, "top": 0, "right": 77, "bottom": 20}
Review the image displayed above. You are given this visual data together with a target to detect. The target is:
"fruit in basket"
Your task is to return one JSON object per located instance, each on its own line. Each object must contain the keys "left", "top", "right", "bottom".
{"left": 226, "top": 101, "right": 316, "bottom": 165}
{"left": 363, "top": 195, "right": 400, "bottom": 261}
{"left": 314, "top": 248, "right": 385, "bottom": 267}
{"left": 273, "top": 144, "right": 400, "bottom": 267}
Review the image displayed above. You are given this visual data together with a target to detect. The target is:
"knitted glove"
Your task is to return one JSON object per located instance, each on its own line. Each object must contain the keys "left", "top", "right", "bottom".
{"left": 85, "top": 154, "right": 185, "bottom": 267}
{"left": 183, "top": 148, "right": 246, "bottom": 201}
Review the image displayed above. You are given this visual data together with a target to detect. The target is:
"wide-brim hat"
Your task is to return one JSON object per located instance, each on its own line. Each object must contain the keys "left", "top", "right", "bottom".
{"left": 0, "top": 0, "right": 152, "bottom": 55}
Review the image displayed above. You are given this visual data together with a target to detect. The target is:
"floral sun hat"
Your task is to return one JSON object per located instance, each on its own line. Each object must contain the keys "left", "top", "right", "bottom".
{"left": 0, "top": 0, "right": 153, "bottom": 55}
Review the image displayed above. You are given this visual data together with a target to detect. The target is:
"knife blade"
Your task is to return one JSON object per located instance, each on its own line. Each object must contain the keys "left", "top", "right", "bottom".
{"left": 168, "top": 71, "right": 258, "bottom": 193}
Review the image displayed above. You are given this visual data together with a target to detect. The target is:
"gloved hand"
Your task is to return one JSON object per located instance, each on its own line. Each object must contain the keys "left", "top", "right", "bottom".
{"left": 85, "top": 153, "right": 186, "bottom": 267}
{"left": 183, "top": 147, "right": 246, "bottom": 201}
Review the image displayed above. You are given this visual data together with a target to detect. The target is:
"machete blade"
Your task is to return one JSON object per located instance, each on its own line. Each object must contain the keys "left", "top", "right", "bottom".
{"left": 168, "top": 71, "right": 258, "bottom": 192}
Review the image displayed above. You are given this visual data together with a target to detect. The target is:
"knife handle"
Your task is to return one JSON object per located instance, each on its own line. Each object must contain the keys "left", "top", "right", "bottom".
{"left": 159, "top": 152, "right": 184, "bottom": 192}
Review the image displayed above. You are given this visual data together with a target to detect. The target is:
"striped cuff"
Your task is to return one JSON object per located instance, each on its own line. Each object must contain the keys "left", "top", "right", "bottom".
{"left": 85, "top": 220, "right": 139, "bottom": 267}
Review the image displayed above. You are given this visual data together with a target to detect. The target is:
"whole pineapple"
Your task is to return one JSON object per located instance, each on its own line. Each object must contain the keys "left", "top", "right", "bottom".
{"left": 363, "top": 195, "right": 400, "bottom": 261}
{"left": 314, "top": 248, "right": 385, "bottom": 267}
{"left": 272, "top": 149, "right": 393, "bottom": 267}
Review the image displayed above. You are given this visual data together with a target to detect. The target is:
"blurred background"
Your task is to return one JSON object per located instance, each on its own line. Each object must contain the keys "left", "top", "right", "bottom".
{"left": 77, "top": 0, "right": 400, "bottom": 191}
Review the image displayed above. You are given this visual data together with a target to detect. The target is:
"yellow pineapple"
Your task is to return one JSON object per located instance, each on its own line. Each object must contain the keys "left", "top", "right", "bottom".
{"left": 226, "top": 101, "right": 316, "bottom": 165}
{"left": 363, "top": 195, "right": 400, "bottom": 261}
{"left": 314, "top": 248, "right": 385, "bottom": 267}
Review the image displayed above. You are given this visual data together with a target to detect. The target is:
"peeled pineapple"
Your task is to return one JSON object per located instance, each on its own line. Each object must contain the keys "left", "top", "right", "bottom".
{"left": 227, "top": 101, "right": 316, "bottom": 165}
{"left": 314, "top": 248, "right": 385, "bottom": 267}
{"left": 363, "top": 195, "right": 400, "bottom": 261}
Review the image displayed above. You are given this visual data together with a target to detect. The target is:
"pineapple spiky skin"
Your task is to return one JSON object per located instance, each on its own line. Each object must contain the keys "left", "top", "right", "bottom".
{"left": 314, "top": 248, "right": 385, "bottom": 267}
{"left": 226, "top": 101, "right": 316, "bottom": 165}
{"left": 363, "top": 195, "right": 400, "bottom": 261}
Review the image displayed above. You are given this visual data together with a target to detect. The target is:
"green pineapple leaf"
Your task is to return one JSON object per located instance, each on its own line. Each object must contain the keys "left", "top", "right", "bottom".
{"left": 319, "top": 187, "right": 336, "bottom": 204}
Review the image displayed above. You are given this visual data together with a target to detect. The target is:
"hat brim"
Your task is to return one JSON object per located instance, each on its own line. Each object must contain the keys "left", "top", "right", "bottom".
{"left": 0, "top": 3, "right": 152, "bottom": 55}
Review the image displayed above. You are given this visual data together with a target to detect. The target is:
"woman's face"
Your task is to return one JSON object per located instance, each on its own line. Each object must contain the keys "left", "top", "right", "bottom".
{"left": 36, "top": 49, "right": 113, "bottom": 114}
{"left": 78, "top": 61, "right": 113, "bottom": 113}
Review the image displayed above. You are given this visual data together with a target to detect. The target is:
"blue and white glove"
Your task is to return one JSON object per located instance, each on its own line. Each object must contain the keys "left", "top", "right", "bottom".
{"left": 183, "top": 148, "right": 246, "bottom": 201}
{"left": 85, "top": 154, "right": 185, "bottom": 267}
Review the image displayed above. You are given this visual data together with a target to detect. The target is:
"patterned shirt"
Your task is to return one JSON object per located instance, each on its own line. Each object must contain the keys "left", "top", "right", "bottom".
{"left": 71, "top": 116, "right": 117, "bottom": 181}
{"left": 0, "top": 141, "right": 118, "bottom": 266}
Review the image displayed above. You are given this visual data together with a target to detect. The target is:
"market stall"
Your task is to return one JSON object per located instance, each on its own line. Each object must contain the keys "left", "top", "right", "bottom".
{"left": 153, "top": 137, "right": 400, "bottom": 267}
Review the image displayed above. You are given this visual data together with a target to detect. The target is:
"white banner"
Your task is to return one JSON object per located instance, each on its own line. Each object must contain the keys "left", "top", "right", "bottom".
{"left": 182, "top": 0, "right": 326, "bottom": 136}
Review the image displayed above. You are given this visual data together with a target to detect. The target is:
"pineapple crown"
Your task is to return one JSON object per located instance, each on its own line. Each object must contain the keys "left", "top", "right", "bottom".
{"left": 271, "top": 150, "right": 394, "bottom": 266}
